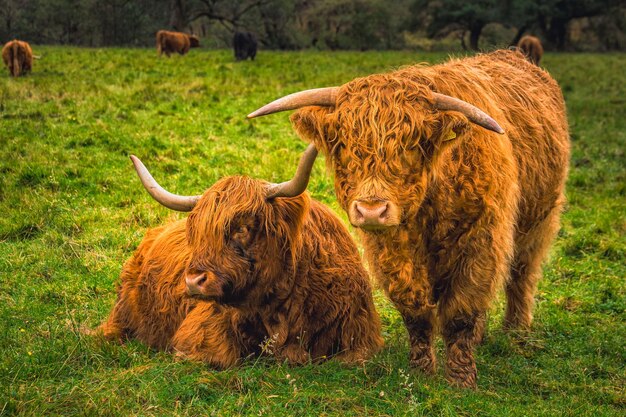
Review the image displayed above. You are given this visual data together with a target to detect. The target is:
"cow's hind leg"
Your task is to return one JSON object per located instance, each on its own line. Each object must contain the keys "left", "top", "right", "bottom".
{"left": 23, "top": 59, "right": 31, "bottom": 74}
{"left": 334, "top": 297, "right": 384, "bottom": 365}
{"left": 505, "top": 202, "right": 563, "bottom": 330}
{"left": 98, "top": 298, "right": 131, "bottom": 341}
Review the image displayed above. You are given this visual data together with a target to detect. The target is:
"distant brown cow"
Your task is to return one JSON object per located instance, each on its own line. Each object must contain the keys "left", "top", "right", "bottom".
{"left": 2, "top": 40, "right": 33, "bottom": 77}
{"left": 156, "top": 30, "right": 200, "bottom": 57}
{"left": 99, "top": 148, "right": 383, "bottom": 367}
{"left": 518, "top": 35, "right": 544, "bottom": 65}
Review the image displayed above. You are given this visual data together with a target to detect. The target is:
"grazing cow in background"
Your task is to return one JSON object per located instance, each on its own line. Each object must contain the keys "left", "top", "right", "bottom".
{"left": 2, "top": 40, "right": 33, "bottom": 77}
{"left": 248, "top": 49, "right": 570, "bottom": 388}
{"left": 518, "top": 35, "right": 544, "bottom": 65}
{"left": 99, "top": 147, "right": 383, "bottom": 368}
{"left": 156, "top": 30, "right": 200, "bottom": 57}
{"left": 234, "top": 31, "right": 257, "bottom": 61}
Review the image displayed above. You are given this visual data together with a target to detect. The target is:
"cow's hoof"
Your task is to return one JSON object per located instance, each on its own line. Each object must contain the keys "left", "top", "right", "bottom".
{"left": 277, "top": 345, "right": 310, "bottom": 365}
{"left": 502, "top": 319, "right": 532, "bottom": 333}
{"left": 445, "top": 364, "right": 477, "bottom": 389}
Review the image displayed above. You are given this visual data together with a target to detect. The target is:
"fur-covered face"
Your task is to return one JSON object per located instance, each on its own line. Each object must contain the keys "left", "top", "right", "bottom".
{"left": 291, "top": 75, "right": 469, "bottom": 232}
{"left": 189, "top": 35, "right": 200, "bottom": 48}
{"left": 184, "top": 176, "right": 307, "bottom": 305}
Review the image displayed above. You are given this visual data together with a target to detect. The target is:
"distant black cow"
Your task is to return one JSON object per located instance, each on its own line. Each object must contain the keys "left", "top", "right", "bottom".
{"left": 234, "top": 31, "right": 257, "bottom": 61}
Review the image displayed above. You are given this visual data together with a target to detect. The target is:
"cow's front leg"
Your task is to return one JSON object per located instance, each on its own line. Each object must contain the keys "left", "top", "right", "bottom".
{"left": 437, "top": 256, "right": 492, "bottom": 388}
{"left": 403, "top": 308, "right": 437, "bottom": 374}
{"left": 437, "top": 218, "right": 512, "bottom": 388}
{"left": 388, "top": 273, "right": 437, "bottom": 375}
{"left": 441, "top": 312, "right": 484, "bottom": 389}
{"left": 262, "top": 313, "right": 311, "bottom": 365}
{"left": 171, "top": 304, "right": 242, "bottom": 369}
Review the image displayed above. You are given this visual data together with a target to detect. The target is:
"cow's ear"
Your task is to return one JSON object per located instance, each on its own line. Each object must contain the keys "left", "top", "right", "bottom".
{"left": 290, "top": 108, "right": 331, "bottom": 152}
{"left": 427, "top": 112, "right": 470, "bottom": 165}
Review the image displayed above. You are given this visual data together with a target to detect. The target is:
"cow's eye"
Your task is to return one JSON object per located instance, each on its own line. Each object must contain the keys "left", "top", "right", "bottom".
{"left": 229, "top": 217, "right": 257, "bottom": 248}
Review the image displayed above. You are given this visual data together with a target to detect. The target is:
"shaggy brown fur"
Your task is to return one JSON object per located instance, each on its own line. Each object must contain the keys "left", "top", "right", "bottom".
{"left": 290, "top": 50, "right": 570, "bottom": 387}
{"left": 100, "top": 176, "right": 383, "bottom": 368}
{"left": 518, "top": 35, "right": 544, "bottom": 65}
{"left": 2, "top": 40, "right": 33, "bottom": 77}
{"left": 156, "top": 30, "right": 200, "bottom": 57}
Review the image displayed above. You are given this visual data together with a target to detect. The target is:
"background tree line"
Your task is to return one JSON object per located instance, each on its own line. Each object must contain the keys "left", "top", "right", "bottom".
{"left": 1, "top": 0, "right": 624, "bottom": 51}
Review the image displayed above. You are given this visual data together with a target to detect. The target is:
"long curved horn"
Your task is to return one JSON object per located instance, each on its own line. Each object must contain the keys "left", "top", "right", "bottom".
{"left": 247, "top": 87, "right": 339, "bottom": 118}
{"left": 130, "top": 155, "right": 200, "bottom": 212}
{"left": 266, "top": 143, "right": 318, "bottom": 199}
{"left": 432, "top": 92, "right": 505, "bottom": 134}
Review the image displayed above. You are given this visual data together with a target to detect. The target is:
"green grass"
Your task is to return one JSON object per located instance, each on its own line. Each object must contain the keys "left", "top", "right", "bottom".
{"left": 1, "top": 46, "right": 624, "bottom": 416}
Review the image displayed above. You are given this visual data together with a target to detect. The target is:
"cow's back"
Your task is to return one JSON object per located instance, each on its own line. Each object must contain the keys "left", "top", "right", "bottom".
{"left": 398, "top": 50, "right": 569, "bottom": 232}
{"left": 157, "top": 30, "right": 188, "bottom": 54}
{"left": 468, "top": 51, "right": 568, "bottom": 232}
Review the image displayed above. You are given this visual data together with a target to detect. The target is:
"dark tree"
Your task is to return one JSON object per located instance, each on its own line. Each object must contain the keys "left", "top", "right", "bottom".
{"left": 257, "top": 0, "right": 302, "bottom": 49}
{"left": 499, "top": 0, "right": 621, "bottom": 50}
{"left": 499, "top": 0, "right": 543, "bottom": 46}
{"left": 538, "top": 0, "right": 617, "bottom": 49}
{"left": 0, "top": 0, "right": 622, "bottom": 50}
{"left": 169, "top": 0, "right": 187, "bottom": 31}
{"left": 413, "top": 0, "right": 501, "bottom": 50}
{"left": 187, "top": 0, "right": 273, "bottom": 32}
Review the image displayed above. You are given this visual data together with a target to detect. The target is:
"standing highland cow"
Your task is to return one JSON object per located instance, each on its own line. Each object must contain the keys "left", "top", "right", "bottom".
{"left": 99, "top": 147, "right": 383, "bottom": 367}
{"left": 156, "top": 30, "right": 200, "bottom": 57}
{"left": 2, "top": 40, "right": 33, "bottom": 77}
{"left": 518, "top": 35, "right": 544, "bottom": 65}
{"left": 248, "top": 50, "right": 570, "bottom": 388}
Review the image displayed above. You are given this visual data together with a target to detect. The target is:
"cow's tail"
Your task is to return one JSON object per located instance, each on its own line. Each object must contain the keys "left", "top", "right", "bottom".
{"left": 529, "top": 43, "right": 539, "bottom": 65}
{"left": 12, "top": 41, "right": 20, "bottom": 77}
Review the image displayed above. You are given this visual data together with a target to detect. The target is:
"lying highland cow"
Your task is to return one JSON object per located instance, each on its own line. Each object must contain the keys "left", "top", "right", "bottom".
{"left": 99, "top": 146, "right": 383, "bottom": 367}
{"left": 2, "top": 40, "right": 33, "bottom": 77}
{"left": 518, "top": 35, "right": 544, "bottom": 65}
{"left": 248, "top": 50, "right": 570, "bottom": 387}
{"left": 156, "top": 30, "right": 200, "bottom": 57}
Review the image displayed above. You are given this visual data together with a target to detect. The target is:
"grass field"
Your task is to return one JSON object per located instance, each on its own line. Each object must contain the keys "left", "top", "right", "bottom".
{"left": 0, "top": 46, "right": 624, "bottom": 416}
